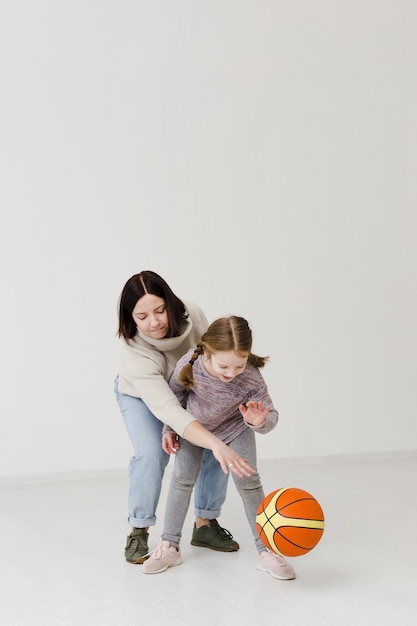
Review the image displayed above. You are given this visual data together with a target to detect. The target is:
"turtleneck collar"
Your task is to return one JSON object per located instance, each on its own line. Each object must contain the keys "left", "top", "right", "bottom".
{"left": 137, "top": 316, "right": 193, "bottom": 353}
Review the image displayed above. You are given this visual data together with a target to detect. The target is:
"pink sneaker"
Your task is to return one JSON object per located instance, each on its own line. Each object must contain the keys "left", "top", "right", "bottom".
{"left": 257, "top": 550, "right": 296, "bottom": 580}
{"left": 142, "top": 540, "right": 182, "bottom": 574}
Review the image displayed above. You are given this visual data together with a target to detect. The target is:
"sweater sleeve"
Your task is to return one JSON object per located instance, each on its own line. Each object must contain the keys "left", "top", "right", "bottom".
{"left": 243, "top": 373, "right": 279, "bottom": 435}
{"left": 118, "top": 345, "right": 197, "bottom": 437}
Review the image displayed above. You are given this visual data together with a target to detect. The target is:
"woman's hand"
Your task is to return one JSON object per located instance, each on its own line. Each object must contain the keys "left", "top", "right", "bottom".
{"left": 239, "top": 401, "right": 270, "bottom": 427}
{"left": 182, "top": 421, "right": 256, "bottom": 477}
{"left": 162, "top": 432, "right": 180, "bottom": 455}
{"left": 211, "top": 440, "right": 256, "bottom": 478}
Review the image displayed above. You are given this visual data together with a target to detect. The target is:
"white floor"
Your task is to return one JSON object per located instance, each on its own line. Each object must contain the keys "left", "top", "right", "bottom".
{"left": 1, "top": 455, "right": 416, "bottom": 626}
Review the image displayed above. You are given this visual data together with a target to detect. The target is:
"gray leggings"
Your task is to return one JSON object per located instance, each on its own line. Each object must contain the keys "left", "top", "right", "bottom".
{"left": 162, "top": 427, "right": 266, "bottom": 554}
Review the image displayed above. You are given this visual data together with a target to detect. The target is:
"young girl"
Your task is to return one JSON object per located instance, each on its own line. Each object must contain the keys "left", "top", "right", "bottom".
{"left": 142, "top": 315, "right": 296, "bottom": 580}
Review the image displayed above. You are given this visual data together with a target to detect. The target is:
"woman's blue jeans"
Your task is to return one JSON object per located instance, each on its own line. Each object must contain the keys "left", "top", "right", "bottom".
{"left": 114, "top": 377, "right": 229, "bottom": 528}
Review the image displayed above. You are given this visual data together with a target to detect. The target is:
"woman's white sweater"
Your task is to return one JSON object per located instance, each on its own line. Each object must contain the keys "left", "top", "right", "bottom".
{"left": 117, "top": 301, "right": 208, "bottom": 436}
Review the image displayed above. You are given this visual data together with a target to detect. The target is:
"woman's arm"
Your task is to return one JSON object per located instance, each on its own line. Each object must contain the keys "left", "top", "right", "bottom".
{"left": 161, "top": 419, "right": 255, "bottom": 477}
{"left": 119, "top": 341, "right": 255, "bottom": 476}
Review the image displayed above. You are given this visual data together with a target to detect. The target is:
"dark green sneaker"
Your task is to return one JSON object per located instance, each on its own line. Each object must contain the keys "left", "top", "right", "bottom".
{"left": 190, "top": 519, "right": 239, "bottom": 552}
{"left": 125, "top": 528, "right": 149, "bottom": 564}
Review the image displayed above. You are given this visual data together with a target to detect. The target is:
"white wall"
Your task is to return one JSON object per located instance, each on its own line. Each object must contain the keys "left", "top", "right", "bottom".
{"left": 1, "top": 1, "right": 416, "bottom": 480}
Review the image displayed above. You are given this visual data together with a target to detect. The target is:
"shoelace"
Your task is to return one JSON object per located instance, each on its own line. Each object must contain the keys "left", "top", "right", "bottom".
{"left": 152, "top": 542, "right": 173, "bottom": 560}
{"left": 152, "top": 547, "right": 164, "bottom": 560}
{"left": 216, "top": 526, "right": 234, "bottom": 539}
{"left": 263, "top": 550, "right": 287, "bottom": 565}
{"left": 130, "top": 535, "right": 148, "bottom": 551}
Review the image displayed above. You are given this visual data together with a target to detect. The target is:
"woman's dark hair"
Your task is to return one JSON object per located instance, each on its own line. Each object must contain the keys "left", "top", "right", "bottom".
{"left": 117, "top": 271, "right": 188, "bottom": 340}
{"left": 179, "top": 315, "right": 269, "bottom": 388}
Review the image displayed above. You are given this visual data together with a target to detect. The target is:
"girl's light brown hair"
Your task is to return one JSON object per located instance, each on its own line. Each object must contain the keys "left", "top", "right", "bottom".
{"left": 179, "top": 315, "right": 268, "bottom": 389}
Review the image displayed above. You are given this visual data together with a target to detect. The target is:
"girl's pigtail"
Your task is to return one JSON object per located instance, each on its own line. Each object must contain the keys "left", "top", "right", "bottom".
{"left": 179, "top": 344, "right": 203, "bottom": 388}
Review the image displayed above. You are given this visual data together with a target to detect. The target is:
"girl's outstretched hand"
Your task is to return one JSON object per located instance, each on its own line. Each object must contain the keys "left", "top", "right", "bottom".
{"left": 239, "top": 401, "right": 270, "bottom": 427}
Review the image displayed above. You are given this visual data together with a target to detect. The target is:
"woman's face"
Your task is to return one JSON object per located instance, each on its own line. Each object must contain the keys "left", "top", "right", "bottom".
{"left": 132, "top": 294, "right": 169, "bottom": 339}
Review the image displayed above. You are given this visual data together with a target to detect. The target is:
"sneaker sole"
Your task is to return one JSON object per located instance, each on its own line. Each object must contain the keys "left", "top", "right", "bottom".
{"left": 256, "top": 564, "right": 296, "bottom": 580}
{"left": 126, "top": 554, "right": 149, "bottom": 564}
{"left": 190, "top": 540, "right": 239, "bottom": 552}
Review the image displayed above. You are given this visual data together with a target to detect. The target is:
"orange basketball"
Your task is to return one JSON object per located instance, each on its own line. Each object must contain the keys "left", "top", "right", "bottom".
{"left": 256, "top": 487, "right": 325, "bottom": 557}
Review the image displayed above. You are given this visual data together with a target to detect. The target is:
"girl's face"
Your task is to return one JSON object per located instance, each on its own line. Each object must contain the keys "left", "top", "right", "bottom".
{"left": 203, "top": 350, "right": 248, "bottom": 383}
{"left": 132, "top": 294, "right": 169, "bottom": 339}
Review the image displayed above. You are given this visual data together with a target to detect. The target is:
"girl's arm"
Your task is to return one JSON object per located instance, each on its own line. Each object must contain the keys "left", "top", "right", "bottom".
{"left": 239, "top": 400, "right": 270, "bottom": 426}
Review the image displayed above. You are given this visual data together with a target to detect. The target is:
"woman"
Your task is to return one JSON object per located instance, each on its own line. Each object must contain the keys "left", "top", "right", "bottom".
{"left": 115, "top": 271, "right": 254, "bottom": 563}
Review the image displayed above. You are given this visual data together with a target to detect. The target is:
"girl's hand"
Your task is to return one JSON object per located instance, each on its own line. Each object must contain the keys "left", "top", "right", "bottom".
{"left": 162, "top": 432, "right": 180, "bottom": 455}
{"left": 239, "top": 401, "right": 270, "bottom": 427}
